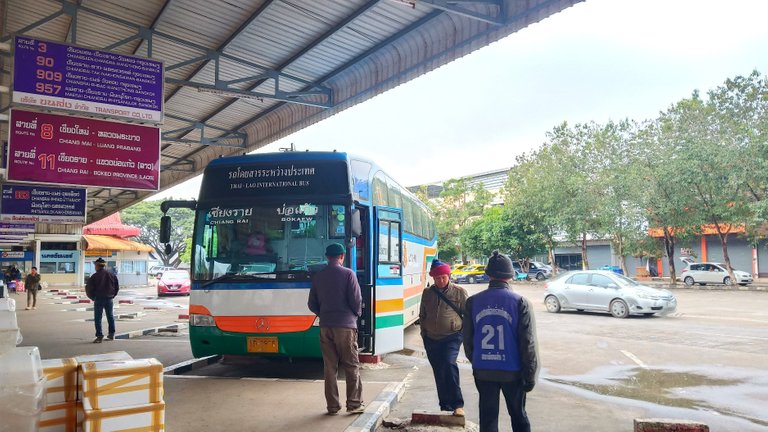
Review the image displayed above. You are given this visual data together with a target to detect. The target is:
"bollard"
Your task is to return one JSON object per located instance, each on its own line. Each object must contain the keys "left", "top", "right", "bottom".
{"left": 359, "top": 354, "right": 381, "bottom": 364}
{"left": 634, "top": 418, "right": 709, "bottom": 432}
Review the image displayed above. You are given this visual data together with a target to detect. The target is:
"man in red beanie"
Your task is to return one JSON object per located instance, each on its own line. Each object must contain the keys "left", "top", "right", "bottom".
{"left": 419, "top": 259, "right": 469, "bottom": 416}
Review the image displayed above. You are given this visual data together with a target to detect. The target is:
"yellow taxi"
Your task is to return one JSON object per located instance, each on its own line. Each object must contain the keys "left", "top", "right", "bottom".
{"left": 451, "top": 264, "right": 488, "bottom": 284}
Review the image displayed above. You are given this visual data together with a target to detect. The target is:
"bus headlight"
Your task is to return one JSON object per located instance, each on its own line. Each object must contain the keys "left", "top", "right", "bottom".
{"left": 190, "top": 314, "right": 216, "bottom": 327}
{"left": 312, "top": 316, "right": 320, "bottom": 326}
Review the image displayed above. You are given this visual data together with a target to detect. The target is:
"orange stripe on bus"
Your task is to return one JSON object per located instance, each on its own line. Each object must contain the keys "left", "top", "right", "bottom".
{"left": 376, "top": 298, "right": 404, "bottom": 313}
{"left": 214, "top": 315, "right": 316, "bottom": 333}
{"left": 404, "top": 284, "right": 423, "bottom": 298}
{"left": 188, "top": 305, "right": 211, "bottom": 315}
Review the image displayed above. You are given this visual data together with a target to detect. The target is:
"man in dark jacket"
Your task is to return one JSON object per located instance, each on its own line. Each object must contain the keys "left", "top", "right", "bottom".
{"left": 308, "top": 243, "right": 364, "bottom": 415}
{"left": 24, "top": 267, "right": 42, "bottom": 310}
{"left": 419, "top": 259, "right": 468, "bottom": 416}
{"left": 85, "top": 258, "right": 120, "bottom": 343}
{"left": 463, "top": 251, "right": 538, "bottom": 432}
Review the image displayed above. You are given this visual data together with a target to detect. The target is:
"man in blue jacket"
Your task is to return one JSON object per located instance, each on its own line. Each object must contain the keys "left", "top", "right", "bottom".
{"left": 308, "top": 243, "right": 365, "bottom": 415}
{"left": 463, "top": 251, "right": 539, "bottom": 432}
{"left": 85, "top": 258, "right": 120, "bottom": 343}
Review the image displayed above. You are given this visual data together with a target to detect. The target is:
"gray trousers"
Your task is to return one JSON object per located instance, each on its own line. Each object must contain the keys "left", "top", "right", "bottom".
{"left": 26, "top": 289, "right": 38, "bottom": 307}
{"left": 319, "top": 327, "right": 363, "bottom": 411}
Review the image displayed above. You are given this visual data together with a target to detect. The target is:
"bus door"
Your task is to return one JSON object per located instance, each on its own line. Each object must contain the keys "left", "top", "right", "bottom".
{"left": 354, "top": 206, "right": 373, "bottom": 353}
{"left": 373, "top": 207, "right": 404, "bottom": 355}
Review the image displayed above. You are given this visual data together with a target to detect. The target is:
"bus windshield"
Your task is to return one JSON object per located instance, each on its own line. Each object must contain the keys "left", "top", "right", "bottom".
{"left": 192, "top": 202, "right": 348, "bottom": 281}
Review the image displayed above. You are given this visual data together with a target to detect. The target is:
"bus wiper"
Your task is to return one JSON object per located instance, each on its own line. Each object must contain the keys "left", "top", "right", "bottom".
{"left": 202, "top": 273, "right": 258, "bottom": 288}
{"left": 243, "top": 270, "right": 312, "bottom": 280}
{"left": 201, "top": 271, "right": 311, "bottom": 287}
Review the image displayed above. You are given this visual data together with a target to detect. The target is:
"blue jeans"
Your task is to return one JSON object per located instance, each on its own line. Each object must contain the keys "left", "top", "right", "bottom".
{"left": 474, "top": 378, "right": 530, "bottom": 432}
{"left": 93, "top": 298, "right": 116, "bottom": 338}
{"left": 423, "top": 332, "right": 464, "bottom": 411}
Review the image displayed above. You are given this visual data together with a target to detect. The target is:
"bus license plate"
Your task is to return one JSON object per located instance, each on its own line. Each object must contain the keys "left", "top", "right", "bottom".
{"left": 247, "top": 336, "right": 278, "bottom": 353}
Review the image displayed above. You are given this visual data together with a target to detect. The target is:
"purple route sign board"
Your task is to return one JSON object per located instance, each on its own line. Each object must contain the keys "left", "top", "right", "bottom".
{"left": 12, "top": 36, "right": 163, "bottom": 123}
{"left": 0, "top": 223, "right": 35, "bottom": 233}
{"left": 1, "top": 184, "right": 87, "bottom": 224}
{"left": 7, "top": 109, "right": 160, "bottom": 191}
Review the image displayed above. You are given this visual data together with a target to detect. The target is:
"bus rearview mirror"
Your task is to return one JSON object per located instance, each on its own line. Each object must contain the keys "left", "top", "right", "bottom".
{"left": 160, "top": 215, "right": 171, "bottom": 243}
{"left": 350, "top": 208, "right": 362, "bottom": 237}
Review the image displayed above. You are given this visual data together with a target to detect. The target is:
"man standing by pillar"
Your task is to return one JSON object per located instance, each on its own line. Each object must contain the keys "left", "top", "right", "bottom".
{"left": 85, "top": 258, "right": 120, "bottom": 343}
{"left": 308, "top": 243, "right": 365, "bottom": 415}
{"left": 464, "top": 251, "right": 539, "bottom": 432}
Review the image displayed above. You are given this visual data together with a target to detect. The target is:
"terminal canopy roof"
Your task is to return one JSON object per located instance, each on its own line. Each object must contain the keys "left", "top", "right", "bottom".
{"left": 0, "top": 0, "right": 582, "bottom": 222}
{"left": 83, "top": 234, "right": 153, "bottom": 252}
{"left": 83, "top": 213, "right": 140, "bottom": 238}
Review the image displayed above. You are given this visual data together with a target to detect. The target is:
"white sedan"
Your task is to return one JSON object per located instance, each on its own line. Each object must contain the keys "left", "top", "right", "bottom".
{"left": 679, "top": 262, "right": 753, "bottom": 286}
{"left": 543, "top": 270, "right": 677, "bottom": 318}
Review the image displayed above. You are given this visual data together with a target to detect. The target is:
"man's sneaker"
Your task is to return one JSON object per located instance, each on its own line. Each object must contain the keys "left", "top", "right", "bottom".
{"left": 326, "top": 409, "right": 340, "bottom": 416}
{"left": 93, "top": 337, "right": 103, "bottom": 343}
{"left": 347, "top": 404, "right": 366, "bottom": 414}
{"left": 453, "top": 407, "right": 465, "bottom": 417}
{"left": 32, "top": 306, "right": 37, "bottom": 310}
{"left": 106, "top": 334, "right": 115, "bottom": 341}
{"left": 25, "top": 306, "right": 31, "bottom": 310}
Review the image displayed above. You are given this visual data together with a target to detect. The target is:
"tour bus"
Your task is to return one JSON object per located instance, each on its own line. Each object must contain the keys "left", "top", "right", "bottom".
{"left": 160, "top": 151, "right": 437, "bottom": 358}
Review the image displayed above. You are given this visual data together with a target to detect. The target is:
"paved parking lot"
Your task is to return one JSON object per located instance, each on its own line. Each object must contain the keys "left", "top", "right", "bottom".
{"left": 382, "top": 282, "right": 768, "bottom": 431}
{"left": 11, "top": 281, "right": 768, "bottom": 431}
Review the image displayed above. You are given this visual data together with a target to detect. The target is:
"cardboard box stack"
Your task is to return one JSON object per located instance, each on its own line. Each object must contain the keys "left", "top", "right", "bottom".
{"left": 0, "top": 298, "right": 47, "bottom": 432}
{"left": 36, "top": 351, "right": 166, "bottom": 432}
{"left": 39, "top": 358, "right": 78, "bottom": 432}
{"left": 79, "top": 358, "right": 165, "bottom": 431}
{"left": 0, "top": 297, "right": 23, "bottom": 352}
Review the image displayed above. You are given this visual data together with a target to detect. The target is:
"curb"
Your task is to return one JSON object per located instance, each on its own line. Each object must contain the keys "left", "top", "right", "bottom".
{"left": 344, "top": 369, "right": 411, "bottom": 432}
{"left": 163, "top": 355, "right": 222, "bottom": 375}
{"left": 113, "top": 322, "right": 188, "bottom": 340}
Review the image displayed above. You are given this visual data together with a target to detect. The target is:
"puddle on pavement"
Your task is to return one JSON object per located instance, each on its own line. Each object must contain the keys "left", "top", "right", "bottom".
{"left": 548, "top": 368, "right": 768, "bottom": 428}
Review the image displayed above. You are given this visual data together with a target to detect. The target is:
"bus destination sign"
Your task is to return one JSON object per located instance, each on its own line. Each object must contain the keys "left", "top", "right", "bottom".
{"left": 7, "top": 109, "right": 161, "bottom": 191}
{"left": 12, "top": 36, "right": 163, "bottom": 123}
{"left": 201, "top": 160, "right": 349, "bottom": 201}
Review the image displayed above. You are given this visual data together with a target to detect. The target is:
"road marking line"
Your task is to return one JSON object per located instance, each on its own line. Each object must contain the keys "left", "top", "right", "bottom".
{"left": 685, "top": 331, "right": 767, "bottom": 341}
{"left": 620, "top": 350, "right": 648, "bottom": 369}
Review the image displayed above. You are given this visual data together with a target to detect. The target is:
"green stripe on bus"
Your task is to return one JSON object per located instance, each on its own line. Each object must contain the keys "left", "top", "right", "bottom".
{"left": 376, "top": 314, "right": 404, "bottom": 329}
{"left": 404, "top": 294, "right": 422, "bottom": 309}
{"left": 189, "top": 326, "right": 322, "bottom": 358}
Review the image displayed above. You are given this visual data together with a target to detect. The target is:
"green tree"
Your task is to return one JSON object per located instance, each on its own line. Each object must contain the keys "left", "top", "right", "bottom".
{"left": 120, "top": 200, "right": 195, "bottom": 267}
{"left": 458, "top": 206, "right": 516, "bottom": 259}
{"left": 663, "top": 92, "right": 751, "bottom": 283}
{"left": 707, "top": 71, "right": 768, "bottom": 238}
{"left": 591, "top": 120, "right": 649, "bottom": 274}
{"left": 430, "top": 178, "right": 492, "bottom": 263}
{"left": 543, "top": 122, "right": 607, "bottom": 269}
{"left": 504, "top": 144, "right": 569, "bottom": 272}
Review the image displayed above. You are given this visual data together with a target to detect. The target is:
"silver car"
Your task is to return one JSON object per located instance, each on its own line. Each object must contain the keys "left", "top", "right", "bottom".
{"left": 543, "top": 270, "right": 677, "bottom": 318}
{"left": 679, "top": 262, "right": 753, "bottom": 286}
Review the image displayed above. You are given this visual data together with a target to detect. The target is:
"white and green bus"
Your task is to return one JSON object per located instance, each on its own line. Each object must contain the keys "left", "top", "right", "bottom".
{"left": 161, "top": 151, "right": 437, "bottom": 358}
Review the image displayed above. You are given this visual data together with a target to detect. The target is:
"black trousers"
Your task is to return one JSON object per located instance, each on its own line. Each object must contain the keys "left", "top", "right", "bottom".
{"left": 423, "top": 332, "right": 464, "bottom": 411}
{"left": 474, "top": 377, "right": 530, "bottom": 432}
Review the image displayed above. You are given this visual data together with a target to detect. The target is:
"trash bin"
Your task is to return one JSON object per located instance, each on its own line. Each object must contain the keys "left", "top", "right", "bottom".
{"left": 599, "top": 265, "right": 624, "bottom": 275}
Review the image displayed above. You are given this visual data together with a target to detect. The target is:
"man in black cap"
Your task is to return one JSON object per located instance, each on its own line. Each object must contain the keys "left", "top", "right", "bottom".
{"left": 85, "top": 258, "right": 120, "bottom": 343}
{"left": 463, "top": 251, "right": 538, "bottom": 432}
{"left": 308, "top": 243, "right": 364, "bottom": 415}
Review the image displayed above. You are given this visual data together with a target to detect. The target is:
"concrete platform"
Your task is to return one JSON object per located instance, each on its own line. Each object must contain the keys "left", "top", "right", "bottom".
{"left": 164, "top": 375, "right": 389, "bottom": 431}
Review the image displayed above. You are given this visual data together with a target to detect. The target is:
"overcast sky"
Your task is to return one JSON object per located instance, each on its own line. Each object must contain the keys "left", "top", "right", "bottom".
{"left": 154, "top": 0, "right": 768, "bottom": 200}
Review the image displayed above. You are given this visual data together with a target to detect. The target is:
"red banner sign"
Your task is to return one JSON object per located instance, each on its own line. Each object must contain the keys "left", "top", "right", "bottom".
{"left": 7, "top": 109, "right": 160, "bottom": 190}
